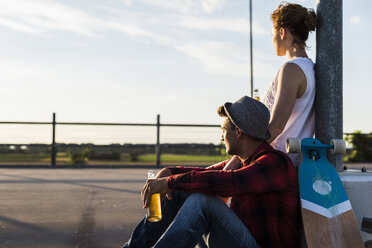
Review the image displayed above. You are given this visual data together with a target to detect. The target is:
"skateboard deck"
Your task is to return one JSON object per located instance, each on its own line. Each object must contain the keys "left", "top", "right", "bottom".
{"left": 289, "top": 138, "right": 364, "bottom": 248}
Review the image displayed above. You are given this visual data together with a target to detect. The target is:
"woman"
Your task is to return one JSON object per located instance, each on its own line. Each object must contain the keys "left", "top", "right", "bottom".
{"left": 225, "top": 3, "right": 317, "bottom": 168}
{"left": 264, "top": 3, "right": 317, "bottom": 166}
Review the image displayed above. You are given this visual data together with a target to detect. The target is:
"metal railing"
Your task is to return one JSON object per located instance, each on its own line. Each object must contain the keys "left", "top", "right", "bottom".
{"left": 2, "top": 114, "right": 369, "bottom": 167}
{"left": 0, "top": 113, "right": 220, "bottom": 167}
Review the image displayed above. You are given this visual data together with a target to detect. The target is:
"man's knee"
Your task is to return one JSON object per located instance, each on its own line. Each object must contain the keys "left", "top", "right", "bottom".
{"left": 187, "top": 193, "right": 209, "bottom": 204}
{"left": 186, "top": 193, "right": 221, "bottom": 210}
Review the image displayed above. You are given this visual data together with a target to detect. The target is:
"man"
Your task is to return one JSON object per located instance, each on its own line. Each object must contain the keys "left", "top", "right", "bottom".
{"left": 123, "top": 96, "right": 300, "bottom": 248}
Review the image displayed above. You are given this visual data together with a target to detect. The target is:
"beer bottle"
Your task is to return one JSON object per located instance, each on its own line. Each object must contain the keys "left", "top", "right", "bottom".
{"left": 253, "top": 89, "right": 260, "bottom": 101}
{"left": 146, "top": 170, "right": 162, "bottom": 222}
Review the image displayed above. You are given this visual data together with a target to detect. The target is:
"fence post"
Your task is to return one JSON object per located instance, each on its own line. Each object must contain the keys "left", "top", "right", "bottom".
{"left": 51, "top": 113, "right": 56, "bottom": 167}
{"left": 156, "top": 114, "right": 161, "bottom": 167}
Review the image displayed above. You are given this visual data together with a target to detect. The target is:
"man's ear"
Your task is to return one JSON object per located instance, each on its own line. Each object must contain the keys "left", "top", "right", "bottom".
{"left": 236, "top": 128, "right": 244, "bottom": 139}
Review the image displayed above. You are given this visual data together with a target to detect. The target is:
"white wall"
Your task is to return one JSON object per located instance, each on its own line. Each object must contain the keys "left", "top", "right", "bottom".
{"left": 340, "top": 172, "right": 372, "bottom": 242}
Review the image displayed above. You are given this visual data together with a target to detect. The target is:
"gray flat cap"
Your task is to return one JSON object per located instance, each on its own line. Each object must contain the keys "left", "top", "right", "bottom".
{"left": 224, "top": 96, "right": 271, "bottom": 140}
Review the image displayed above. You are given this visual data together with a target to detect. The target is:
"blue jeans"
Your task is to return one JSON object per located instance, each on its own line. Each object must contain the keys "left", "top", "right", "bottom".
{"left": 123, "top": 192, "right": 258, "bottom": 248}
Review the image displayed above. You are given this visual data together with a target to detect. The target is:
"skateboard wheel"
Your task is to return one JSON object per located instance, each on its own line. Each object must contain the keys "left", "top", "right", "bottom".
{"left": 330, "top": 139, "right": 346, "bottom": 154}
{"left": 286, "top": 138, "right": 301, "bottom": 153}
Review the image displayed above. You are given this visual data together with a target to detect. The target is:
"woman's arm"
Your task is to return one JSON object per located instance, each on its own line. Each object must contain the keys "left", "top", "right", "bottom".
{"left": 267, "top": 62, "right": 307, "bottom": 144}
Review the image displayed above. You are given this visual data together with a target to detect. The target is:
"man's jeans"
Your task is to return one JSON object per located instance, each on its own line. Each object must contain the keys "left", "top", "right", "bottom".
{"left": 123, "top": 192, "right": 258, "bottom": 248}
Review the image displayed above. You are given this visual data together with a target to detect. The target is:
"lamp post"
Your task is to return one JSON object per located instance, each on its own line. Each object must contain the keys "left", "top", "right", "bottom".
{"left": 249, "top": 0, "right": 253, "bottom": 97}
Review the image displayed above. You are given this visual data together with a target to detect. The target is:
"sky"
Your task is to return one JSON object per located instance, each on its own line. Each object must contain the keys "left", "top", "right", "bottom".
{"left": 0, "top": 0, "right": 370, "bottom": 144}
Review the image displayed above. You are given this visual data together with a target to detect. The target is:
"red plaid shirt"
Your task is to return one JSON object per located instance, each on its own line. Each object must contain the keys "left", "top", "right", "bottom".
{"left": 167, "top": 141, "right": 300, "bottom": 248}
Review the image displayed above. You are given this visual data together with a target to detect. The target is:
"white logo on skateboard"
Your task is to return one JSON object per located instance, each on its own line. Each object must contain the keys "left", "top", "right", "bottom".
{"left": 312, "top": 180, "right": 332, "bottom": 195}
{"left": 303, "top": 178, "right": 352, "bottom": 218}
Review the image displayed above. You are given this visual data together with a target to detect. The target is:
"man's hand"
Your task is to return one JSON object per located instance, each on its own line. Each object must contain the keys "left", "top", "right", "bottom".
{"left": 223, "top": 155, "right": 242, "bottom": 171}
{"left": 141, "top": 177, "right": 169, "bottom": 208}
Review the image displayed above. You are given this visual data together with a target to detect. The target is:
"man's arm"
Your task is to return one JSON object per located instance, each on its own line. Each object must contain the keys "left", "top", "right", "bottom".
{"left": 221, "top": 155, "right": 241, "bottom": 171}
{"left": 155, "top": 168, "right": 173, "bottom": 179}
{"left": 167, "top": 153, "right": 289, "bottom": 196}
{"left": 140, "top": 158, "right": 231, "bottom": 208}
{"left": 167, "top": 158, "right": 231, "bottom": 175}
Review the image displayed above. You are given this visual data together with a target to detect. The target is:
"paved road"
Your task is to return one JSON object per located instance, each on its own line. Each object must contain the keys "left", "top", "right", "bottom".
{"left": 1, "top": 164, "right": 370, "bottom": 248}
{"left": 0, "top": 169, "right": 149, "bottom": 248}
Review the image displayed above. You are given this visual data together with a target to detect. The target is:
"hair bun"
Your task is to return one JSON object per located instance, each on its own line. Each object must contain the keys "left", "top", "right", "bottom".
{"left": 271, "top": 3, "right": 317, "bottom": 48}
{"left": 304, "top": 9, "right": 317, "bottom": 31}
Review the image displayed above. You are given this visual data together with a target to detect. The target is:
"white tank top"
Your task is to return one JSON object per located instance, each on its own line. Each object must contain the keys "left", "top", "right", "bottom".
{"left": 263, "top": 57, "right": 316, "bottom": 166}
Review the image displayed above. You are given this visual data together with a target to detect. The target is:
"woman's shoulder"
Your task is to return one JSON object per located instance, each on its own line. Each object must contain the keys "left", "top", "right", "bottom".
{"left": 286, "top": 57, "right": 315, "bottom": 71}
{"left": 280, "top": 58, "right": 314, "bottom": 79}
{"left": 276, "top": 60, "right": 308, "bottom": 96}
{"left": 279, "top": 62, "right": 306, "bottom": 80}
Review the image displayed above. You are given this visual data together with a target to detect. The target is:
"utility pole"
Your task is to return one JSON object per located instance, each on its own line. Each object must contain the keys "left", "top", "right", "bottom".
{"left": 315, "top": 0, "right": 343, "bottom": 171}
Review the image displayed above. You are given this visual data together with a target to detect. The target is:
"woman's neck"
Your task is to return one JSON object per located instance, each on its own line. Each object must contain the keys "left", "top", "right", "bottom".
{"left": 285, "top": 45, "right": 308, "bottom": 60}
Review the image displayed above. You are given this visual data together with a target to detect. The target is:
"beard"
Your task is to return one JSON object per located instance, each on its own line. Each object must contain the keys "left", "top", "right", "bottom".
{"left": 226, "top": 145, "right": 238, "bottom": 156}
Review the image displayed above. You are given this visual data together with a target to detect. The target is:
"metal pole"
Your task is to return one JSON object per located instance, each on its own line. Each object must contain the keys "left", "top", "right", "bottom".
{"left": 51, "top": 113, "right": 56, "bottom": 167}
{"left": 315, "top": 0, "right": 343, "bottom": 171}
{"left": 156, "top": 114, "right": 161, "bottom": 167}
{"left": 249, "top": 0, "right": 253, "bottom": 97}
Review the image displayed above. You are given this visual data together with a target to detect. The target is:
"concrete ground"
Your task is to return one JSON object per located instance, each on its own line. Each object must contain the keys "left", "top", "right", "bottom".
{"left": 0, "top": 164, "right": 371, "bottom": 248}
{"left": 0, "top": 169, "right": 148, "bottom": 248}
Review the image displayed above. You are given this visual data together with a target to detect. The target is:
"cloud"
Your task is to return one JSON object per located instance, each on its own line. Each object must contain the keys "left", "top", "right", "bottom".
{"left": 0, "top": 0, "right": 271, "bottom": 79}
{"left": 175, "top": 41, "right": 278, "bottom": 79}
{"left": 0, "top": 0, "right": 169, "bottom": 42}
{"left": 0, "top": 0, "right": 103, "bottom": 36}
{"left": 178, "top": 17, "right": 267, "bottom": 35}
{"left": 0, "top": 0, "right": 264, "bottom": 41}
{"left": 0, "top": 17, "right": 41, "bottom": 34}
{"left": 201, "top": 0, "right": 227, "bottom": 13}
{"left": 0, "top": 59, "right": 53, "bottom": 80}
{"left": 139, "top": 0, "right": 227, "bottom": 14}
{"left": 105, "top": 18, "right": 171, "bottom": 44}
{"left": 120, "top": 0, "right": 132, "bottom": 6}
{"left": 176, "top": 41, "right": 250, "bottom": 77}
{"left": 350, "top": 16, "right": 361, "bottom": 24}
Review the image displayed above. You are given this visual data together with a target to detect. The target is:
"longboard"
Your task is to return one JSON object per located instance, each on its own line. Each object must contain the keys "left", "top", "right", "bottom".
{"left": 287, "top": 138, "right": 364, "bottom": 248}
